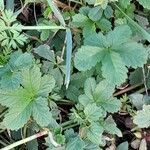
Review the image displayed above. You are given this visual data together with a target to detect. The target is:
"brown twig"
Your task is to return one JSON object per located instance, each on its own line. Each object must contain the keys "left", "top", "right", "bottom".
{"left": 113, "top": 83, "right": 143, "bottom": 96}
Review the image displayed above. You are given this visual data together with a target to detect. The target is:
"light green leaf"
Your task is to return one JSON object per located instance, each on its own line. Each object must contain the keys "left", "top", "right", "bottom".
{"left": 2, "top": 89, "right": 32, "bottom": 130}
{"left": 117, "top": 141, "right": 128, "bottom": 150}
{"left": 79, "top": 94, "right": 93, "bottom": 106}
{"left": 118, "top": 0, "right": 131, "bottom": 8}
{"left": 115, "top": 4, "right": 150, "bottom": 42}
{"left": 101, "top": 51, "right": 128, "bottom": 85}
{"left": 74, "top": 46, "right": 104, "bottom": 71}
{"left": 84, "top": 78, "right": 96, "bottom": 99}
{"left": 103, "top": 116, "right": 122, "bottom": 137}
{"left": 22, "top": 65, "right": 41, "bottom": 92}
{"left": 84, "top": 32, "right": 106, "bottom": 47}
{"left": 133, "top": 105, "right": 150, "bottom": 128}
{"left": 99, "top": 97, "right": 121, "bottom": 113}
{"left": 32, "top": 97, "right": 53, "bottom": 126}
{"left": 137, "top": 0, "right": 150, "bottom": 9}
{"left": 14, "top": 53, "right": 33, "bottom": 70}
{"left": 87, "top": 123, "right": 104, "bottom": 145}
{"left": 0, "top": 65, "right": 56, "bottom": 130}
{"left": 88, "top": 6, "right": 103, "bottom": 21}
{"left": 1, "top": 72, "right": 22, "bottom": 90}
{"left": 66, "top": 136, "right": 85, "bottom": 150}
{"left": 96, "top": 18, "right": 112, "bottom": 32}
{"left": 93, "top": 80, "right": 115, "bottom": 101}
{"left": 84, "top": 103, "right": 103, "bottom": 122}
{"left": 106, "top": 25, "right": 132, "bottom": 47}
{"left": 116, "top": 43, "right": 148, "bottom": 68}
{"left": 38, "top": 75, "right": 55, "bottom": 97}
{"left": 34, "top": 44, "right": 55, "bottom": 62}
{"left": 72, "top": 14, "right": 89, "bottom": 27}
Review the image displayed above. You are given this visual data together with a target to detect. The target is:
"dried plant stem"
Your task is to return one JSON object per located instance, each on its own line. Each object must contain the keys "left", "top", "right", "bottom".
{"left": 1, "top": 129, "right": 60, "bottom": 150}
{"left": 114, "top": 83, "right": 143, "bottom": 96}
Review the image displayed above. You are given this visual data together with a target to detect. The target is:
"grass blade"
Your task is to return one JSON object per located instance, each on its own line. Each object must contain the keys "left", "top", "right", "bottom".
{"left": 65, "top": 28, "right": 73, "bottom": 88}
{"left": 47, "top": 0, "right": 66, "bottom": 27}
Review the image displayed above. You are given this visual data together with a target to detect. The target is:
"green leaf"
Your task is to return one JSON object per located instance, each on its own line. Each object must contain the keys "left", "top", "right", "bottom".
{"left": 101, "top": 51, "right": 128, "bottom": 85}
{"left": 84, "top": 32, "right": 106, "bottom": 47}
{"left": 38, "top": 75, "right": 55, "bottom": 97}
{"left": 87, "top": 123, "right": 104, "bottom": 145}
{"left": 117, "top": 142, "right": 128, "bottom": 150}
{"left": 75, "top": 25, "right": 147, "bottom": 86}
{"left": 74, "top": 46, "right": 104, "bottom": 71}
{"left": 88, "top": 6, "right": 103, "bottom": 21}
{"left": 34, "top": 44, "right": 55, "bottom": 62}
{"left": 79, "top": 94, "right": 93, "bottom": 107}
{"left": 0, "top": 51, "right": 33, "bottom": 90}
{"left": 137, "top": 0, "right": 150, "bottom": 9}
{"left": 129, "top": 68, "right": 143, "bottom": 85}
{"left": 115, "top": 43, "right": 148, "bottom": 68}
{"left": 0, "top": 65, "right": 56, "bottom": 130}
{"left": 96, "top": 18, "right": 112, "bottom": 32}
{"left": 2, "top": 89, "right": 32, "bottom": 130}
{"left": 72, "top": 14, "right": 89, "bottom": 27}
{"left": 84, "top": 103, "right": 103, "bottom": 122}
{"left": 115, "top": 4, "right": 150, "bottom": 42}
{"left": 0, "top": 72, "right": 22, "bottom": 89}
{"left": 66, "top": 136, "right": 85, "bottom": 150}
{"left": 79, "top": 79, "right": 120, "bottom": 114}
{"left": 32, "top": 97, "right": 53, "bottom": 126}
{"left": 106, "top": 25, "right": 132, "bottom": 47}
{"left": 22, "top": 65, "right": 41, "bottom": 92}
{"left": 84, "top": 78, "right": 96, "bottom": 99}
{"left": 93, "top": 79, "right": 115, "bottom": 101}
{"left": 6, "top": 0, "right": 14, "bottom": 11}
{"left": 99, "top": 97, "right": 121, "bottom": 113}
{"left": 118, "top": 0, "right": 131, "bottom": 8}
{"left": 133, "top": 105, "right": 150, "bottom": 128}
{"left": 103, "top": 116, "right": 122, "bottom": 137}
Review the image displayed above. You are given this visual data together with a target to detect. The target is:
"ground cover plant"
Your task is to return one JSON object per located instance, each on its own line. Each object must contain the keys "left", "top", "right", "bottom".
{"left": 0, "top": 0, "right": 150, "bottom": 149}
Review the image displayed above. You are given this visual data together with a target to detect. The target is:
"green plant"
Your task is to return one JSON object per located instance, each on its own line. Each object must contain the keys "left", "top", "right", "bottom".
{"left": 74, "top": 25, "right": 148, "bottom": 85}
{"left": 0, "top": 0, "right": 150, "bottom": 149}
{"left": 0, "top": 10, "right": 28, "bottom": 49}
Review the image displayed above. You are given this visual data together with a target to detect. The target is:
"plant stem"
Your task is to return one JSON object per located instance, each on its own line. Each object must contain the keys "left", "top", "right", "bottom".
{"left": 142, "top": 67, "right": 148, "bottom": 96}
{"left": 1, "top": 129, "right": 60, "bottom": 150}
{"left": 61, "top": 120, "right": 75, "bottom": 127}
{"left": 4, "top": 26, "right": 65, "bottom": 30}
{"left": 113, "top": 83, "right": 143, "bottom": 96}
{"left": 62, "top": 123, "right": 79, "bottom": 130}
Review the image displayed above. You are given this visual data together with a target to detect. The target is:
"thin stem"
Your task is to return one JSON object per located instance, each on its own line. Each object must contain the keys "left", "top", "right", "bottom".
{"left": 142, "top": 67, "right": 148, "bottom": 95}
{"left": 1, "top": 129, "right": 60, "bottom": 150}
{"left": 0, "top": 140, "right": 7, "bottom": 147}
{"left": 61, "top": 120, "right": 75, "bottom": 127}
{"left": 4, "top": 26, "right": 65, "bottom": 30}
{"left": 113, "top": 83, "right": 143, "bottom": 96}
{"left": 33, "top": 2, "right": 38, "bottom": 25}
{"left": 62, "top": 123, "right": 79, "bottom": 131}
